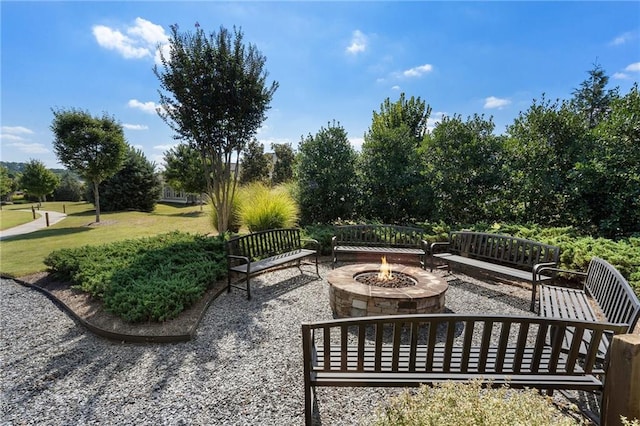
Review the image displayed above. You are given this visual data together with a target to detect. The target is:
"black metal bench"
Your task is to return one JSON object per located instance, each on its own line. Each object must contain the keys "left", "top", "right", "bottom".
{"left": 430, "top": 231, "right": 560, "bottom": 292}
{"left": 302, "top": 314, "right": 627, "bottom": 426}
{"left": 226, "top": 228, "right": 320, "bottom": 299}
{"left": 534, "top": 257, "right": 640, "bottom": 356}
{"left": 332, "top": 224, "right": 429, "bottom": 268}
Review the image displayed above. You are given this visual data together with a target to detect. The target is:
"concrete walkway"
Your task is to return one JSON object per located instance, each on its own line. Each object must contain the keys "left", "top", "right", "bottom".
{"left": 0, "top": 210, "right": 67, "bottom": 240}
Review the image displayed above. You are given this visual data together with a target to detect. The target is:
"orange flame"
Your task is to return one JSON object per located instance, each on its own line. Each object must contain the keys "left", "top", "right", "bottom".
{"left": 378, "top": 256, "right": 393, "bottom": 280}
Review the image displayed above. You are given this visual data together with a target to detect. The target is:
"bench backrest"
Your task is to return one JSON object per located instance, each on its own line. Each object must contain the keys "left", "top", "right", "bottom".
{"left": 586, "top": 257, "right": 640, "bottom": 330}
{"left": 226, "top": 228, "right": 302, "bottom": 260}
{"left": 449, "top": 232, "right": 559, "bottom": 270}
{"left": 302, "top": 314, "right": 626, "bottom": 376}
{"left": 333, "top": 225, "right": 426, "bottom": 248}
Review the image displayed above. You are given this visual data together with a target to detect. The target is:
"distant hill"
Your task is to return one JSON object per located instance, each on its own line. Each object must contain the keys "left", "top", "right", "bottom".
{"left": 1, "top": 161, "right": 68, "bottom": 176}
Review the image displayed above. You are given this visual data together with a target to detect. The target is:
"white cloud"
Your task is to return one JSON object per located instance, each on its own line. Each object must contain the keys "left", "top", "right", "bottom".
{"left": 128, "top": 99, "right": 160, "bottom": 114}
{"left": 484, "top": 96, "right": 511, "bottom": 109}
{"left": 346, "top": 30, "right": 367, "bottom": 55}
{"left": 624, "top": 62, "right": 640, "bottom": 72}
{"left": 349, "top": 137, "right": 364, "bottom": 151}
{"left": 93, "top": 17, "right": 169, "bottom": 62}
{"left": 427, "top": 112, "right": 446, "bottom": 132}
{"left": 1, "top": 126, "right": 34, "bottom": 135}
{"left": 402, "top": 64, "right": 433, "bottom": 78}
{"left": 613, "top": 72, "right": 630, "bottom": 80}
{"left": 6, "top": 142, "right": 50, "bottom": 154}
{"left": 391, "top": 85, "right": 400, "bottom": 90}
{"left": 153, "top": 143, "right": 177, "bottom": 151}
{"left": 123, "top": 123, "right": 149, "bottom": 130}
{"left": 0, "top": 134, "right": 26, "bottom": 141}
{"left": 610, "top": 31, "right": 637, "bottom": 46}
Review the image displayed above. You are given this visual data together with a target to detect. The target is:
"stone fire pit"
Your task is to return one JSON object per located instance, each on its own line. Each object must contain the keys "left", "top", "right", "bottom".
{"left": 327, "top": 263, "right": 448, "bottom": 318}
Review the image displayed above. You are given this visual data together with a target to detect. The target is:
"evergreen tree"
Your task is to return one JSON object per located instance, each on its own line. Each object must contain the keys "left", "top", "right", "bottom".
{"left": 87, "top": 147, "right": 161, "bottom": 212}
{"left": 271, "top": 143, "right": 295, "bottom": 185}
{"left": 571, "top": 64, "right": 619, "bottom": 129}
{"left": 240, "top": 139, "right": 270, "bottom": 184}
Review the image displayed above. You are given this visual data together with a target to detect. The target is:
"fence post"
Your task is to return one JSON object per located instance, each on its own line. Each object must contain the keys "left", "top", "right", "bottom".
{"left": 32, "top": 205, "right": 36, "bottom": 219}
{"left": 45, "top": 212, "right": 50, "bottom": 227}
{"left": 63, "top": 204, "right": 66, "bottom": 214}
{"left": 602, "top": 334, "right": 640, "bottom": 425}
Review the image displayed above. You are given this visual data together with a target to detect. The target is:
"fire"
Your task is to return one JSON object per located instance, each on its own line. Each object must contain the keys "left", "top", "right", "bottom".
{"left": 378, "top": 256, "right": 393, "bottom": 281}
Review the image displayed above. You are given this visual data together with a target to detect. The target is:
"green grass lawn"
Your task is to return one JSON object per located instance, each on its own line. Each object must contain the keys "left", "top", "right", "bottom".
{"left": 0, "top": 201, "right": 215, "bottom": 277}
{"left": 0, "top": 208, "right": 40, "bottom": 230}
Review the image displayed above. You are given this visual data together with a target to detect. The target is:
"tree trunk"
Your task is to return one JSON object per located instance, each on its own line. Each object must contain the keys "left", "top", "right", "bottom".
{"left": 93, "top": 180, "right": 101, "bottom": 223}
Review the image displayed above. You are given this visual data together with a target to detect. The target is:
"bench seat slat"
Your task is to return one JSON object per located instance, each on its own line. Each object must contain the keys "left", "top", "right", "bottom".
{"left": 311, "top": 372, "right": 603, "bottom": 390}
{"left": 433, "top": 253, "right": 553, "bottom": 281}
{"left": 334, "top": 246, "right": 424, "bottom": 255}
{"left": 229, "top": 249, "right": 316, "bottom": 274}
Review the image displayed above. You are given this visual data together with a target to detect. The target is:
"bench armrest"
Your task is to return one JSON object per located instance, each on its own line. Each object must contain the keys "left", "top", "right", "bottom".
{"left": 331, "top": 235, "right": 337, "bottom": 246}
{"left": 227, "top": 254, "right": 250, "bottom": 265}
{"left": 530, "top": 264, "right": 587, "bottom": 312}
{"left": 302, "top": 238, "right": 320, "bottom": 250}
{"left": 430, "top": 241, "right": 449, "bottom": 253}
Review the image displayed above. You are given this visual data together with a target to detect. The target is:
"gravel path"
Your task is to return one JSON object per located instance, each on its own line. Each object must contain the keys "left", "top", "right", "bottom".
{"left": 0, "top": 263, "right": 592, "bottom": 425}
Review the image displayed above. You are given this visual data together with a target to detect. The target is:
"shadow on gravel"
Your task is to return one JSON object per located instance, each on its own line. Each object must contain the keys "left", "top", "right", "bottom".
{"left": 446, "top": 277, "right": 531, "bottom": 313}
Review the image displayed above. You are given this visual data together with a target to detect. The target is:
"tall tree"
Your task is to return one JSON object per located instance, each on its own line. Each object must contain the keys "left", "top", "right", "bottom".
{"left": 571, "top": 83, "right": 640, "bottom": 237}
{"left": 422, "top": 114, "right": 505, "bottom": 225}
{"left": 155, "top": 24, "right": 278, "bottom": 234}
{"left": 358, "top": 94, "right": 432, "bottom": 223}
{"left": 163, "top": 144, "right": 207, "bottom": 196}
{"left": 271, "top": 143, "right": 295, "bottom": 185}
{"left": 240, "top": 139, "right": 270, "bottom": 184}
{"left": 295, "top": 122, "right": 358, "bottom": 224}
{"left": 51, "top": 108, "right": 127, "bottom": 223}
{"left": 504, "top": 96, "right": 589, "bottom": 225}
{"left": 19, "top": 159, "right": 60, "bottom": 205}
{"left": 571, "top": 64, "right": 619, "bottom": 129}
{"left": 0, "top": 166, "right": 13, "bottom": 205}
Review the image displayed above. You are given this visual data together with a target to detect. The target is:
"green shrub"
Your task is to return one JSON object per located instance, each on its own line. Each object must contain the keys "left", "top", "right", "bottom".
{"left": 372, "top": 380, "right": 586, "bottom": 426}
{"left": 238, "top": 182, "right": 299, "bottom": 232}
{"left": 302, "top": 224, "right": 335, "bottom": 255}
{"left": 44, "top": 232, "right": 226, "bottom": 322}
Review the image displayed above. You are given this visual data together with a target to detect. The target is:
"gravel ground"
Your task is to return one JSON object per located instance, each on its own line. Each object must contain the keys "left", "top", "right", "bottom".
{"left": 0, "top": 263, "right": 596, "bottom": 425}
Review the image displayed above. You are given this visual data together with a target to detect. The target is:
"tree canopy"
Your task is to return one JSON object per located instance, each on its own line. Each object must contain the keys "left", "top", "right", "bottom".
{"left": 163, "top": 144, "right": 207, "bottom": 196}
{"left": 240, "top": 139, "right": 270, "bottom": 184}
{"left": 19, "top": 159, "right": 60, "bottom": 204}
{"left": 296, "top": 122, "right": 358, "bottom": 224}
{"left": 155, "top": 24, "right": 278, "bottom": 234}
{"left": 51, "top": 108, "right": 127, "bottom": 222}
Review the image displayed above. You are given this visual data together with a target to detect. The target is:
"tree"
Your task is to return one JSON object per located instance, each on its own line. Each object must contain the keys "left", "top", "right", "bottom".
{"left": 19, "top": 159, "right": 60, "bottom": 205}
{"left": 422, "top": 114, "right": 505, "bottom": 225}
{"left": 504, "top": 96, "right": 589, "bottom": 225}
{"left": 163, "top": 144, "right": 207, "bottom": 196}
{"left": 155, "top": 24, "right": 278, "bottom": 234}
{"left": 271, "top": 143, "right": 295, "bottom": 185}
{"left": 51, "top": 108, "right": 127, "bottom": 223}
{"left": 358, "top": 94, "right": 432, "bottom": 223}
{"left": 0, "top": 166, "right": 13, "bottom": 203}
{"left": 295, "top": 122, "right": 358, "bottom": 224}
{"left": 87, "top": 147, "right": 162, "bottom": 212}
{"left": 571, "top": 83, "right": 640, "bottom": 237}
{"left": 53, "top": 171, "right": 84, "bottom": 202}
{"left": 240, "top": 139, "right": 270, "bottom": 184}
{"left": 571, "top": 64, "right": 619, "bottom": 129}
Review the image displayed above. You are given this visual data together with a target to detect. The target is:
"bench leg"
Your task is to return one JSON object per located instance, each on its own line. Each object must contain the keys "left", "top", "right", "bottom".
{"left": 304, "top": 384, "right": 314, "bottom": 426}
{"left": 246, "top": 274, "right": 251, "bottom": 300}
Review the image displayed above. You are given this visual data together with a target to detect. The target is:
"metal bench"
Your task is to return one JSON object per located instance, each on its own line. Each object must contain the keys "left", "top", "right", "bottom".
{"left": 534, "top": 257, "right": 640, "bottom": 357}
{"left": 302, "top": 314, "right": 627, "bottom": 426}
{"left": 331, "top": 224, "right": 429, "bottom": 268}
{"left": 226, "top": 228, "right": 320, "bottom": 299}
{"left": 430, "top": 231, "right": 560, "bottom": 297}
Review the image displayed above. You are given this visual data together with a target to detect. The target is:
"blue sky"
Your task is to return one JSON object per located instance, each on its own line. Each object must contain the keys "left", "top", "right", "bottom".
{"left": 1, "top": 1, "right": 639, "bottom": 169}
